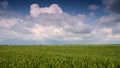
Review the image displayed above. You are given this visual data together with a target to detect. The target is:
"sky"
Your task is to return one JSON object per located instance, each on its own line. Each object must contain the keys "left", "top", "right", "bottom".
{"left": 0, "top": 0, "right": 120, "bottom": 44}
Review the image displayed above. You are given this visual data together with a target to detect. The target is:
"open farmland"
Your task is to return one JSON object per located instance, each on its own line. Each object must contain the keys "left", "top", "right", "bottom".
{"left": 0, "top": 45, "right": 120, "bottom": 68}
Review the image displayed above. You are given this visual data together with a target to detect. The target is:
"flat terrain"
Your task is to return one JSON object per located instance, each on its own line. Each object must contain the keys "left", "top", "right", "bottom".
{"left": 0, "top": 45, "right": 120, "bottom": 68}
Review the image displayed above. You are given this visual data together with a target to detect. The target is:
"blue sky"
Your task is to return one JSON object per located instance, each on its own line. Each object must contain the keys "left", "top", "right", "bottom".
{"left": 0, "top": 0, "right": 120, "bottom": 44}
{"left": 3, "top": 0, "right": 103, "bottom": 15}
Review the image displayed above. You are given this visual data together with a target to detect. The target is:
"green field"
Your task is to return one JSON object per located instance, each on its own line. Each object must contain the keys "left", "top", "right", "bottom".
{"left": 0, "top": 45, "right": 120, "bottom": 68}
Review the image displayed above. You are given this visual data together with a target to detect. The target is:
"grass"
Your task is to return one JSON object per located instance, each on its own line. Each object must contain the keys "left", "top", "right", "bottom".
{"left": 0, "top": 45, "right": 120, "bottom": 68}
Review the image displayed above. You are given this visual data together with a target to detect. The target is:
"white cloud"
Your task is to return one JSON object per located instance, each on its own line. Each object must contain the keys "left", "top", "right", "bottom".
{"left": 0, "top": 18, "right": 20, "bottom": 29}
{"left": 97, "top": 14, "right": 120, "bottom": 25}
{"left": 27, "top": 12, "right": 92, "bottom": 41}
{"left": 94, "top": 13, "right": 120, "bottom": 41}
{"left": 91, "top": 27, "right": 117, "bottom": 41}
{"left": 101, "top": 28, "right": 112, "bottom": 34}
{"left": 0, "top": 4, "right": 93, "bottom": 44}
{"left": 30, "top": 4, "right": 63, "bottom": 17}
{"left": 29, "top": 24, "right": 65, "bottom": 40}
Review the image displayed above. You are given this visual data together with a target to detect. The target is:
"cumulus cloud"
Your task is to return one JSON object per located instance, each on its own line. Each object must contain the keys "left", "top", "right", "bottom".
{"left": 63, "top": 21, "right": 92, "bottom": 34}
{"left": 0, "top": 18, "right": 20, "bottom": 29}
{"left": 95, "top": 14, "right": 120, "bottom": 41}
{"left": 29, "top": 24, "right": 65, "bottom": 40}
{"left": 0, "top": 2, "right": 120, "bottom": 44}
{"left": 91, "top": 27, "right": 120, "bottom": 41}
{"left": 0, "top": 3, "right": 94, "bottom": 44}
{"left": 30, "top": 4, "right": 63, "bottom": 17}
{"left": 29, "top": 9, "right": 92, "bottom": 41}
{"left": 97, "top": 14, "right": 120, "bottom": 27}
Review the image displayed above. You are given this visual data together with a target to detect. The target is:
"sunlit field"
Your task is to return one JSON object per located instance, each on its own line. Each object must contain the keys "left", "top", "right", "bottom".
{"left": 0, "top": 45, "right": 120, "bottom": 68}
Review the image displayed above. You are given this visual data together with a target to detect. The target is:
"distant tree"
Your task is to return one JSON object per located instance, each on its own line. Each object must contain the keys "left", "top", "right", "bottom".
{"left": 39, "top": 44, "right": 42, "bottom": 46}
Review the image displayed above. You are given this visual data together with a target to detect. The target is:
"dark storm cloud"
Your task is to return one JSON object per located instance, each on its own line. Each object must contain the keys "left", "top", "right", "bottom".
{"left": 102, "top": 0, "right": 120, "bottom": 14}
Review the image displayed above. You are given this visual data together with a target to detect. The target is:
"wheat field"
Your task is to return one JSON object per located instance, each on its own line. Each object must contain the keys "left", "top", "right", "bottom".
{"left": 0, "top": 45, "right": 120, "bottom": 68}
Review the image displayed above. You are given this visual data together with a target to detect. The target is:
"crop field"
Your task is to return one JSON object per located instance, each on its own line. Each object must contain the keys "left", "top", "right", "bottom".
{"left": 0, "top": 45, "right": 120, "bottom": 68}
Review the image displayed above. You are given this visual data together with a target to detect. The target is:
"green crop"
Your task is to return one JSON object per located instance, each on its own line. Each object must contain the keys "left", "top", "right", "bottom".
{"left": 0, "top": 45, "right": 120, "bottom": 68}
